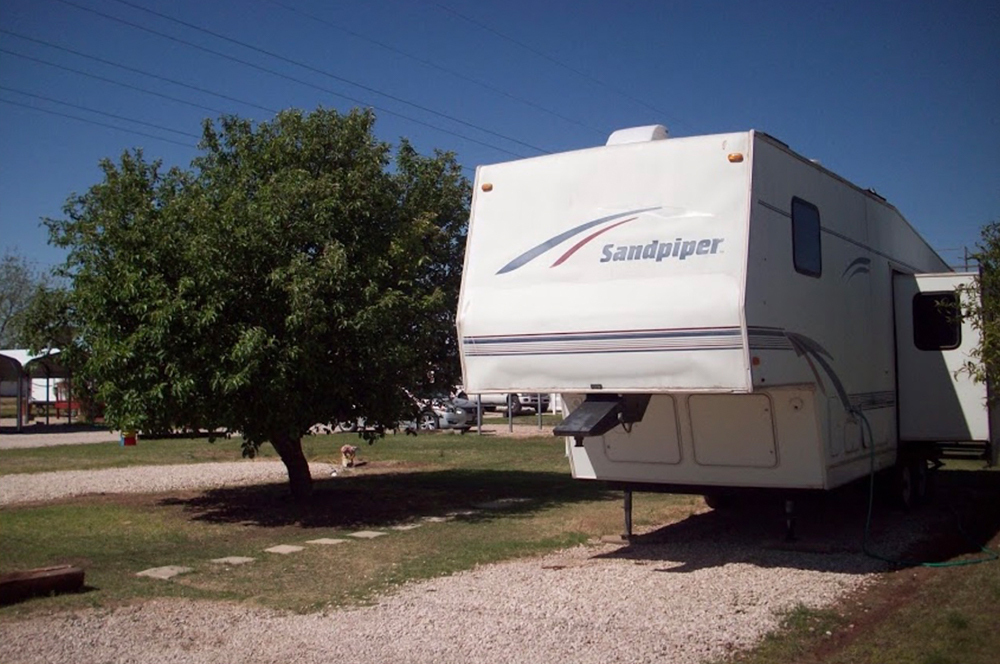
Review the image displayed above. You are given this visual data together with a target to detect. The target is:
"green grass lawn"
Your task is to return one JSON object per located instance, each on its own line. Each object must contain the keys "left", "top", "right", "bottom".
{"left": 3, "top": 436, "right": 999, "bottom": 664}
{"left": 0, "top": 433, "right": 698, "bottom": 616}
{"left": 0, "top": 427, "right": 556, "bottom": 475}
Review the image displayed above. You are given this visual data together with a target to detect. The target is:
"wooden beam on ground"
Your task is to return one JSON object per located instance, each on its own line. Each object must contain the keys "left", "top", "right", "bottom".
{"left": 0, "top": 565, "right": 85, "bottom": 605}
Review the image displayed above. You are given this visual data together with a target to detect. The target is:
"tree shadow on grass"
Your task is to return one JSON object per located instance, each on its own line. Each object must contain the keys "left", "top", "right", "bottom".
{"left": 158, "top": 468, "right": 617, "bottom": 529}
{"left": 594, "top": 468, "right": 1000, "bottom": 575}
{"left": 0, "top": 584, "right": 100, "bottom": 608}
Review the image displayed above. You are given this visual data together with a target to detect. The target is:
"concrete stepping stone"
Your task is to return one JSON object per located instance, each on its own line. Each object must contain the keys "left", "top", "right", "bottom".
{"left": 347, "top": 530, "right": 386, "bottom": 539}
{"left": 210, "top": 556, "right": 255, "bottom": 565}
{"left": 265, "top": 545, "right": 305, "bottom": 554}
{"left": 136, "top": 565, "right": 193, "bottom": 580}
{"left": 390, "top": 523, "right": 422, "bottom": 531}
{"left": 446, "top": 510, "right": 480, "bottom": 518}
{"left": 306, "top": 538, "right": 349, "bottom": 545}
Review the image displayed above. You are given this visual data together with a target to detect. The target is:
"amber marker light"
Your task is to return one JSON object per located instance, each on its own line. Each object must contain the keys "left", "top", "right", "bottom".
{"left": 752, "top": 356, "right": 761, "bottom": 366}
{"left": 728, "top": 153, "right": 744, "bottom": 163}
{"left": 481, "top": 183, "right": 494, "bottom": 192}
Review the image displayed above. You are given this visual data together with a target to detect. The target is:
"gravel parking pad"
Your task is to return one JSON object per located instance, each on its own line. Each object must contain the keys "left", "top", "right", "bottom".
{"left": 0, "top": 437, "right": 922, "bottom": 664}
{"left": 0, "top": 539, "right": 876, "bottom": 664}
{"left": 0, "top": 461, "right": 334, "bottom": 506}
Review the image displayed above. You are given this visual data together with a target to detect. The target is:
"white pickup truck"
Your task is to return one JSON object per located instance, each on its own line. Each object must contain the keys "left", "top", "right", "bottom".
{"left": 454, "top": 388, "right": 522, "bottom": 414}
{"left": 454, "top": 389, "right": 551, "bottom": 414}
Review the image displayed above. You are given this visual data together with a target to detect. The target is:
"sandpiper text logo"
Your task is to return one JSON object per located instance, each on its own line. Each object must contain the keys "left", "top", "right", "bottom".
{"left": 601, "top": 237, "right": 724, "bottom": 263}
{"left": 495, "top": 207, "right": 724, "bottom": 274}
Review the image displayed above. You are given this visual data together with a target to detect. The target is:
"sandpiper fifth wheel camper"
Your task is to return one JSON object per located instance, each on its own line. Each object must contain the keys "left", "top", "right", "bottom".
{"left": 457, "top": 126, "right": 998, "bottom": 534}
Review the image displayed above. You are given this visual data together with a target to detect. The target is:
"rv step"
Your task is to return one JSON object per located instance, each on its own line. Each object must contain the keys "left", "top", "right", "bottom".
{"left": 553, "top": 394, "right": 651, "bottom": 444}
{"left": 930, "top": 441, "right": 991, "bottom": 462}
{"left": 937, "top": 449, "right": 989, "bottom": 461}
{"left": 554, "top": 396, "right": 622, "bottom": 441}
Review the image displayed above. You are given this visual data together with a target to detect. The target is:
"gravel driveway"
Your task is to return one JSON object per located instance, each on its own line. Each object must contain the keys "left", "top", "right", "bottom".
{"left": 0, "top": 438, "right": 905, "bottom": 664}
{"left": 0, "top": 536, "right": 877, "bottom": 664}
{"left": 0, "top": 461, "right": 335, "bottom": 506}
{"left": 0, "top": 426, "right": 119, "bottom": 449}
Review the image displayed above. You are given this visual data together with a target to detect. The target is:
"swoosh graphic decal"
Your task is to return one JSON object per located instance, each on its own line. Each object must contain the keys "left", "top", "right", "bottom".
{"left": 495, "top": 207, "right": 661, "bottom": 275}
{"left": 841, "top": 257, "right": 871, "bottom": 279}
{"left": 845, "top": 266, "right": 871, "bottom": 281}
{"left": 785, "top": 331, "right": 849, "bottom": 410}
{"left": 550, "top": 217, "right": 637, "bottom": 267}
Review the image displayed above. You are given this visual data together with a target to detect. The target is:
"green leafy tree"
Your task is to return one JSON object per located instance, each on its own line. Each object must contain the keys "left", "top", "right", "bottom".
{"left": 0, "top": 249, "right": 48, "bottom": 348}
{"left": 46, "top": 108, "right": 469, "bottom": 498}
{"left": 20, "top": 285, "right": 77, "bottom": 354}
{"left": 958, "top": 220, "right": 1000, "bottom": 394}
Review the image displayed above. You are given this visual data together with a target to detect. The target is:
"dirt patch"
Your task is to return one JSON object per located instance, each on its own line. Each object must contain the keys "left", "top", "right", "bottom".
{"left": 463, "top": 423, "right": 555, "bottom": 439}
{"left": 724, "top": 465, "right": 1000, "bottom": 664}
{"left": 0, "top": 424, "right": 118, "bottom": 449}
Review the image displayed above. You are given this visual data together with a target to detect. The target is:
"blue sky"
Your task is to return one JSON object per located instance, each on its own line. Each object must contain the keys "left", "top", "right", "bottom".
{"left": 1, "top": 0, "right": 997, "bottom": 273}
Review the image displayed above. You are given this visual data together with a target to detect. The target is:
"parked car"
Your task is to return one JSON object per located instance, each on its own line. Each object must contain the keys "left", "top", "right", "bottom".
{"left": 335, "top": 390, "right": 473, "bottom": 435}
{"left": 517, "top": 393, "right": 551, "bottom": 413}
{"left": 415, "top": 394, "right": 473, "bottom": 431}
{"left": 338, "top": 418, "right": 365, "bottom": 433}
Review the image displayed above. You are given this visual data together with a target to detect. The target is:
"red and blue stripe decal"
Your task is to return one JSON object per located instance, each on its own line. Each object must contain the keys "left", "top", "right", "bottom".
{"left": 495, "top": 207, "right": 661, "bottom": 275}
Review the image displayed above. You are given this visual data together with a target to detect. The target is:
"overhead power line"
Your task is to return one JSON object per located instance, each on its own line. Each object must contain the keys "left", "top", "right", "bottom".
{"left": 2, "top": 92, "right": 476, "bottom": 176}
{"left": 105, "top": 0, "right": 546, "bottom": 152}
{"left": 0, "top": 48, "right": 228, "bottom": 115}
{"left": 1, "top": 47, "right": 477, "bottom": 174}
{"left": 0, "top": 97, "right": 196, "bottom": 148}
{"left": 52, "top": 0, "right": 540, "bottom": 157}
{"left": 427, "top": 1, "right": 692, "bottom": 132}
{"left": 3, "top": 30, "right": 481, "bottom": 168}
{"left": 262, "top": 0, "right": 604, "bottom": 137}
{"left": 1, "top": 29, "right": 279, "bottom": 115}
{"left": 0, "top": 86, "right": 201, "bottom": 138}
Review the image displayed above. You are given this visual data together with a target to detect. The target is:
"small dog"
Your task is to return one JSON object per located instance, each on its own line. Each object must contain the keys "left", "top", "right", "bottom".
{"left": 340, "top": 444, "right": 358, "bottom": 468}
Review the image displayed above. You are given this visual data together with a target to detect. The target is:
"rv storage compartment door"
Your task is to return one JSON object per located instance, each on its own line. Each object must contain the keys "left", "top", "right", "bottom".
{"left": 458, "top": 132, "right": 753, "bottom": 394}
{"left": 894, "top": 273, "right": 993, "bottom": 445}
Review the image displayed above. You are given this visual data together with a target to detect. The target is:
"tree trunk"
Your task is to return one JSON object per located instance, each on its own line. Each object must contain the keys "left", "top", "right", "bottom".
{"left": 271, "top": 433, "right": 313, "bottom": 500}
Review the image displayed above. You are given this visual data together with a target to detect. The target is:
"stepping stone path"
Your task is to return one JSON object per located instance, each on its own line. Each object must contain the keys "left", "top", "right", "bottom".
{"left": 134, "top": 498, "right": 529, "bottom": 579}
{"left": 136, "top": 565, "right": 192, "bottom": 580}
{"left": 265, "top": 545, "right": 305, "bottom": 554}
{"left": 446, "top": 510, "right": 479, "bottom": 518}
{"left": 348, "top": 530, "right": 386, "bottom": 539}
{"left": 210, "top": 556, "right": 255, "bottom": 565}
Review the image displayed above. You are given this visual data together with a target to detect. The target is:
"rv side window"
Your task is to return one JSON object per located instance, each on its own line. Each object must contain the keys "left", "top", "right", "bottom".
{"left": 912, "top": 292, "right": 961, "bottom": 351}
{"left": 791, "top": 197, "right": 821, "bottom": 277}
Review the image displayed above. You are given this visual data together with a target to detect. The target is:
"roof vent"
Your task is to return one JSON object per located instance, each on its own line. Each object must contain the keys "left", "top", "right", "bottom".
{"left": 606, "top": 124, "right": 668, "bottom": 146}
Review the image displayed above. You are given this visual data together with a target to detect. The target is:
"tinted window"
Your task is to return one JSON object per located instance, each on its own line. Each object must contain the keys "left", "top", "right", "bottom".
{"left": 913, "top": 292, "right": 961, "bottom": 351}
{"left": 791, "top": 197, "right": 821, "bottom": 277}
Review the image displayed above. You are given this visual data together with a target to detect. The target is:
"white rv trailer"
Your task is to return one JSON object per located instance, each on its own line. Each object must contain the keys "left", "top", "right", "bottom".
{"left": 457, "top": 126, "right": 996, "bottom": 515}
